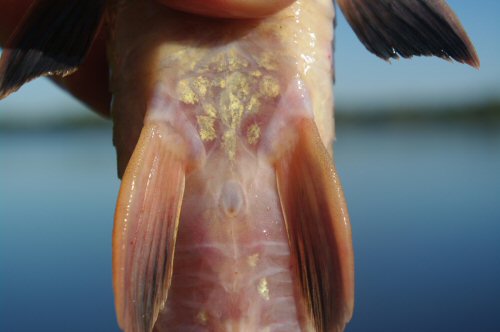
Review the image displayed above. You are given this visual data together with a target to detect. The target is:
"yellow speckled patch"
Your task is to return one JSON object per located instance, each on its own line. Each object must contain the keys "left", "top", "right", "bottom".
{"left": 218, "top": 71, "right": 252, "bottom": 159}
{"left": 223, "top": 129, "right": 237, "bottom": 160}
{"left": 247, "top": 124, "right": 260, "bottom": 145}
{"left": 228, "top": 48, "right": 249, "bottom": 71}
{"left": 246, "top": 96, "right": 260, "bottom": 114}
{"left": 211, "top": 77, "right": 226, "bottom": 89}
{"left": 251, "top": 70, "right": 262, "bottom": 77}
{"left": 258, "top": 278, "right": 270, "bottom": 300}
{"left": 227, "top": 71, "right": 250, "bottom": 99}
{"left": 197, "top": 115, "right": 216, "bottom": 141}
{"left": 211, "top": 52, "right": 227, "bottom": 73}
{"left": 256, "top": 51, "right": 278, "bottom": 71}
{"left": 192, "top": 76, "right": 209, "bottom": 97}
{"left": 259, "top": 75, "right": 280, "bottom": 98}
{"left": 196, "top": 310, "right": 208, "bottom": 325}
{"left": 173, "top": 47, "right": 283, "bottom": 160}
{"left": 177, "top": 79, "right": 198, "bottom": 104}
{"left": 247, "top": 253, "right": 260, "bottom": 267}
{"left": 203, "top": 103, "right": 217, "bottom": 117}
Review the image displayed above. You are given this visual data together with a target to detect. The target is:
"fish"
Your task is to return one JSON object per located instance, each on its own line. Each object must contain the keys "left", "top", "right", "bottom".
{"left": 0, "top": 0, "right": 478, "bottom": 331}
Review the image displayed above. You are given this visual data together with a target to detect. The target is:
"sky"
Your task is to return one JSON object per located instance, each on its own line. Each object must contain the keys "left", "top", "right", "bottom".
{"left": 0, "top": 0, "right": 499, "bottom": 122}
{"left": 335, "top": 0, "right": 500, "bottom": 110}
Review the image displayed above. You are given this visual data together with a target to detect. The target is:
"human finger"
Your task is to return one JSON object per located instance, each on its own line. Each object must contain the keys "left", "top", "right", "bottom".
{"left": 158, "top": 0, "right": 295, "bottom": 18}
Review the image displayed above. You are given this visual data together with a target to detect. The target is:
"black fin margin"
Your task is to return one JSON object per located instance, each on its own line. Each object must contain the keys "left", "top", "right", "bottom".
{"left": 338, "top": 0, "right": 480, "bottom": 68}
{"left": 0, "top": 0, "right": 106, "bottom": 98}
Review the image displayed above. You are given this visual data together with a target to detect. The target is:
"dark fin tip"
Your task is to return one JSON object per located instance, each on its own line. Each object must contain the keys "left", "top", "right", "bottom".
{"left": 0, "top": 49, "right": 79, "bottom": 99}
{"left": 338, "top": 0, "right": 480, "bottom": 68}
{"left": 0, "top": 0, "right": 106, "bottom": 99}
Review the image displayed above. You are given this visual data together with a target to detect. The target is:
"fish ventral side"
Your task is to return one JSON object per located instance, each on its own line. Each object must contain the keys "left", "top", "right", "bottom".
{"left": 109, "top": 1, "right": 353, "bottom": 332}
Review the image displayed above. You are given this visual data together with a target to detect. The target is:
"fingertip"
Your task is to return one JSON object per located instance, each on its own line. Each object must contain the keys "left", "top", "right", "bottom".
{"left": 159, "top": 0, "right": 295, "bottom": 18}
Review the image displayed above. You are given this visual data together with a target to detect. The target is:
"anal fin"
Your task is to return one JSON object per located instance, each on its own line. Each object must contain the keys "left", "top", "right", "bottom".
{"left": 276, "top": 119, "right": 354, "bottom": 332}
{"left": 113, "top": 123, "right": 186, "bottom": 332}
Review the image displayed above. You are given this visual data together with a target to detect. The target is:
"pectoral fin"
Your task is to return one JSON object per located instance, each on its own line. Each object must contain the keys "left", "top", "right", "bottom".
{"left": 338, "top": 0, "right": 479, "bottom": 67}
{"left": 276, "top": 119, "right": 354, "bottom": 332}
{"left": 113, "top": 123, "right": 186, "bottom": 332}
{"left": 0, "top": 0, "right": 106, "bottom": 98}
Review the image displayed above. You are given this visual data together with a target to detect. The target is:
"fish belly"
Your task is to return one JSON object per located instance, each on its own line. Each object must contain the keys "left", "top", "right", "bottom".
{"left": 109, "top": 1, "right": 349, "bottom": 331}
{"left": 109, "top": 0, "right": 335, "bottom": 177}
{"left": 155, "top": 150, "right": 300, "bottom": 331}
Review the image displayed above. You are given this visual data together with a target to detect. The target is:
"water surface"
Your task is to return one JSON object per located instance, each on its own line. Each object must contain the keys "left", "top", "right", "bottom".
{"left": 1, "top": 120, "right": 499, "bottom": 331}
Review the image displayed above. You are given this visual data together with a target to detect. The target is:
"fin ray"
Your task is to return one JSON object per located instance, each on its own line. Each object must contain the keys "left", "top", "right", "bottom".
{"left": 338, "top": 0, "right": 479, "bottom": 67}
{"left": 276, "top": 119, "right": 354, "bottom": 332}
{"left": 113, "top": 123, "right": 186, "bottom": 332}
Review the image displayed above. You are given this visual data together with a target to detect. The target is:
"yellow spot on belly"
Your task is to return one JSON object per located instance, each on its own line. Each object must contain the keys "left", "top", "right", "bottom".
{"left": 173, "top": 48, "right": 283, "bottom": 160}
{"left": 227, "top": 71, "right": 250, "bottom": 100}
{"left": 193, "top": 76, "right": 209, "bottom": 97}
{"left": 176, "top": 79, "right": 198, "bottom": 104}
{"left": 246, "top": 96, "right": 260, "bottom": 114}
{"left": 259, "top": 75, "right": 280, "bottom": 98}
{"left": 251, "top": 70, "right": 262, "bottom": 77}
{"left": 247, "top": 253, "right": 260, "bottom": 267}
{"left": 197, "top": 115, "right": 216, "bottom": 141}
{"left": 223, "top": 129, "right": 237, "bottom": 160}
{"left": 256, "top": 52, "right": 278, "bottom": 71}
{"left": 203, "top": 104, "right": 217, "bottom": 118}
{"left": 211, "top": 77, "right": 226, "bottom": 89}
{"left": 247, "top": 124, "right": 261, "bottom": 145}
{"left": 218, "top": 71, "right": 252, "bottom": 160}
{"left": 196, "top": 310, "right": 208, "bottom": 325}
{"left": 228, "top": 48, "right": 249, "bottom": 71}
{"left": 258, "top": 278, "right": 270, "bottom": 300}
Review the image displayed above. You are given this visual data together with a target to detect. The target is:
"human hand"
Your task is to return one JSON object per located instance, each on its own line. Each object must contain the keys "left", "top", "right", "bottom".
{"left": 0, "top": 0, "right": 294, "bottom": 117}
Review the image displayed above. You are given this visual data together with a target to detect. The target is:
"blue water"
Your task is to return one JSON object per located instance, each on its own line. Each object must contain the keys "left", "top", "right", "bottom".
{"left": 1, "top": 121, "right": 499, "bottom": 332}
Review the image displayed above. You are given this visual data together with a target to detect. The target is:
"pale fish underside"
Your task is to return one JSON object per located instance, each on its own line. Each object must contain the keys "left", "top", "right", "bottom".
{"left": 0, "top": 0, "right": 478, "bottom": 331}
{"left": 110, "top": 1, "right": 353, "bottom": 331}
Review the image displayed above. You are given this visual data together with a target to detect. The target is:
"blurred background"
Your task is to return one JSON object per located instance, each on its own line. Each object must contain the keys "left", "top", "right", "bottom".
{"left": 1, "top": 1, "right": 499, "bottom": 331}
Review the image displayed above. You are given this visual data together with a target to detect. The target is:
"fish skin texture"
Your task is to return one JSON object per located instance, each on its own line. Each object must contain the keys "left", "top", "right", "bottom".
{"left": 109, "top": 0, "right": 353, "bottom": 331}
